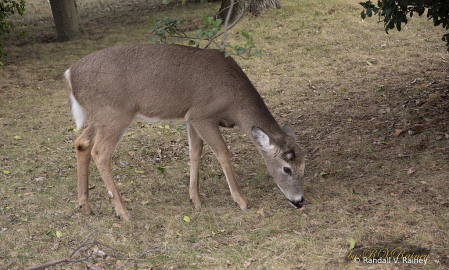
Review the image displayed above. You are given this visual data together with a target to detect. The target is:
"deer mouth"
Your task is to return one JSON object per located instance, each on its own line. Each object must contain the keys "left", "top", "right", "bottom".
{"left": 288, "top": 197, "right": 305, "bottom": 209}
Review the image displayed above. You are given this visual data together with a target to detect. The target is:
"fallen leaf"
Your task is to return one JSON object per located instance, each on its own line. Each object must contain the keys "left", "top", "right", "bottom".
{"left": 13, "top": 135, "right": 22, "bottom": 140}
{"left": 348, "top": 238, "right": 355, "bottom": 249}
{"left": 187, "top": 237, "right": 198, "bottom": 243}
{"left": 183, "top": 215, "right": 190, "bottom": 223}
{"left": 409, "top": 206, "right": 417, "bottom": 213}
{"left": 256, "top": 208, "right": 265, "bottom": 217}
{"left": 113, "top": 223, "right": 121, "bottom": 228}
{"left": 394, "top": 129, "right": 407, "bottom": 137}
{"left": 414, "top": 125, "right": 423, "bottom": 132}
{"left": 55, "top": 230, "right": 62, "bottom": 238}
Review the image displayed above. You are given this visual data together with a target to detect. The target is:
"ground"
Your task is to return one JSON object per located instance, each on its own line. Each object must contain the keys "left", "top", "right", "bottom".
{"left": 0, "top": 0, "right": 448, "bottom": 269}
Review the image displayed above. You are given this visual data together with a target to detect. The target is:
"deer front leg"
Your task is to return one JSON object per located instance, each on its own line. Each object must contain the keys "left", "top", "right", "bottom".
{"left": 75, "top": 126, "right": 95, "bottom": 215}
{"left": 190, "top": 121, "right": 248, "bottom": 210}
{"left": 187, "top": 122, "right": 203, "bottom": 208}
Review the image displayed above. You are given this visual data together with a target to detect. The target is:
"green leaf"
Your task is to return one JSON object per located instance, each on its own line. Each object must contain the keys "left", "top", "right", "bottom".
{"left": 187, "top": 237, "right": 198, "bottom": 243}
{"left": 255, "top": 50, "right": 262, "bottom": 57}
{"left": 176, "top": 231, "right": 182, "bottom": 236}
{"left": 2, "top": 170, "right": 10, "bottom": 174}
{"left": 236, "top": 47, "right": 246, "bottom": 55}
{"left": 156, "top": 167, "right": 166, "bottom": 173}
{"left": 149, "top": 20, "right": 155, "bottom": 25}
{"left": 366, "top": 61, "right": 373, "bottom": 66}
{"left": 188, "top": 40, "right": 195, "bottom": 46}
{"left": 225, "top": 52, "right": 231, "bottom": 57}
{"left": 55, "top": 230, "right": 62, "bottom": 238}
{"left": 348, "top": 238, "right": 355, "bottom": 249}
{"left": 183, "top": 215, "right": 191, "bottom": 222}
{"left": 366, "top": 8, "right": 372, "bottom": 17}
{"left": 135, "top": 170, "right": 145, "bottom": 174}
{"left": 13, "top": 135, "right": 22, "bottom": 140}
{"left": 241, "top": 31, "right": 250, "bottom": 39}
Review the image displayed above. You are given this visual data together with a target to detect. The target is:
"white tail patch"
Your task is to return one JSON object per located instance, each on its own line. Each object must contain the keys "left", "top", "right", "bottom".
{"left": 64, "top": 69, "right": 72, "bottom": 89}
{"left": 70, "top": 92, "right": 86, "bottom": 130}
{"left": 66, "top": 69, "right": 87, "bottom": 130}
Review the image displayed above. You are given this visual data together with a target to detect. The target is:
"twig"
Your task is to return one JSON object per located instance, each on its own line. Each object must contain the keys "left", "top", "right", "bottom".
{"left": 215, "top": 0, "right": 250, "bottom": 18}
{"left": 202, "top": 0, "right": 254, "bottom": 49}
{"left": 24, "top": 231, "right": 98, "bottom": 270}
{"left": 222, "top": 0, "right": 235, "bottom": 51}
{"left": 115, "top": 247, "right": 168, "bottom": 270}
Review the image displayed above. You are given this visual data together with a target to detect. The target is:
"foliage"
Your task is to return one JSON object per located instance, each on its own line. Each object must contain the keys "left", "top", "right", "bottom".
{"left": 149, "top": 16, "right": 262, "bottom": 58}
{"left": 0, "top": 0, "right": 26, "bottom": 65}
{"left": 149, "top": 17, "right": 185, "bottom": 44}
{"left": 360, "top": 0, "right": 449, "bottom": 51}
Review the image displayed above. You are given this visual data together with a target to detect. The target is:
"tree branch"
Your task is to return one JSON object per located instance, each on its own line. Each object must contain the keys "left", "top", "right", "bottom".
{"left": 203, "top": 0, "right": 254, "bottom": 49}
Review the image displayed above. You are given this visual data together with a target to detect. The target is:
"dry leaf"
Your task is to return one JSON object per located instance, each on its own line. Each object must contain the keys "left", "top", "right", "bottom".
{"left": 113, "top": 223, "right": 121, "bottom": 228}
{"left": 394, "top": 129, "right": 407, "bottom": 137}
{"left": 409, "top": 206, "right": 417, "bottom": 213}
{"left": 414, "top": 125, "right": 424, "bottom": 132}
{"left": 256, "top": 208, "right": 264, "bottom": 216}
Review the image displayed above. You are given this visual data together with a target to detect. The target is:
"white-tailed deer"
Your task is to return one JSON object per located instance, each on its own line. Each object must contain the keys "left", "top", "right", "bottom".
{"left": 65, "top": 44, "right": 305, "bottom": 220}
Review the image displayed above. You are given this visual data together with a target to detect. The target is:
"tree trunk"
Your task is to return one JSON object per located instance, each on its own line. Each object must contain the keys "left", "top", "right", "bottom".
{"left": 49, "top": 0, "right": 80, "bottom": 42}
{"left": 217, "top": 0, "right": 282, "bottom": 23}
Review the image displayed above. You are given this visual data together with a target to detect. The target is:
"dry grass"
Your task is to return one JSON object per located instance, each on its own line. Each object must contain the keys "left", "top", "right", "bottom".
{"left": 1, "top": 0, "right": 448, "bottom": 269}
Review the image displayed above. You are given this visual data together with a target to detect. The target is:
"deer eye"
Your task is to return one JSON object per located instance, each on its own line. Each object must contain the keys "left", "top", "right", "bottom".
{"left": 283, "top": 167, "right": 292, "bottom": 175}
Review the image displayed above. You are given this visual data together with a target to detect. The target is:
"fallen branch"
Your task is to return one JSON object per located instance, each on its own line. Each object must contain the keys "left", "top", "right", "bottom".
{"left": 24, "top": 230, "right": 98, "bottom": 270}
{"left": 24, "top": 227, "right": 167, "bottom": 270}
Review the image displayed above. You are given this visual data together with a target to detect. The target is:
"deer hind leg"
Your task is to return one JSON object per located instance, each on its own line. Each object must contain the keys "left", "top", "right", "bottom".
{"left": 189, "top": 121, "right": 248, "bottom": 210}
{"left": 90, "top": 115, "right": 133, "bottom": 220}
{"left": 187, "top": 122, "right": 203, "bottom": 208}
{"left": 75, "top": 125, "right": 95, "bottom": 215}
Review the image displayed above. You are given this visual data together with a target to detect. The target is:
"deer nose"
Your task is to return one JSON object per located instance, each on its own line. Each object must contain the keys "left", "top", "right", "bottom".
{"left": 289, "top": 197, "right": 305, "bottom": 209}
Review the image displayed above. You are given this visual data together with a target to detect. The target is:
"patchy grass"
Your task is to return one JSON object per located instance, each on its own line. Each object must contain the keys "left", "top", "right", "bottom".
{"left": 1, "top": 0, "right": 449, "bottom": 269}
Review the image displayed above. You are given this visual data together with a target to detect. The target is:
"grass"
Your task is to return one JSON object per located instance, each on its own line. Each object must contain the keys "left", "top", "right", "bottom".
{"left": 1, "top": 0, "right": 449, "bottom": 269}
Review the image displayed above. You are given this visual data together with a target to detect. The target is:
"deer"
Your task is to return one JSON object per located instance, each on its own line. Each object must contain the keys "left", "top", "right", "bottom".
{"left": 65, "top": 44, "right": 305, "bottom": 220}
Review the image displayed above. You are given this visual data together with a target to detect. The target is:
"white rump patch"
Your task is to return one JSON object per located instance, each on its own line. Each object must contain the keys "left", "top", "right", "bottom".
{"left": 64, "top": 69, "right": 72, "bottom": 89}
{"left": 70, "top": 92, "right": 86, "bottom": 130}
{"left": 66, "top": 68, "right": 87, "bottom": 130}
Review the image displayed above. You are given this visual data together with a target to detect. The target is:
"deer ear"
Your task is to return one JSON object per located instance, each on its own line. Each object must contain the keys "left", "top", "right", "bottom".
{"left": 282, "top": 124, "right": 296, "bottom": 139}
{"left": 251, "top": 126, "right": 275, "bottom": 152}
